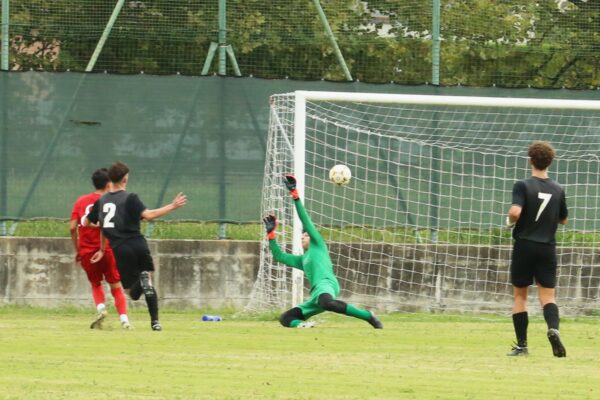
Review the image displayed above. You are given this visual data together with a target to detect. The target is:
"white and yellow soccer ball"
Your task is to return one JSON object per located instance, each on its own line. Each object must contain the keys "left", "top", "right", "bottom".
{"left": 329, "top": 164, "right": 352, "bottom": 186}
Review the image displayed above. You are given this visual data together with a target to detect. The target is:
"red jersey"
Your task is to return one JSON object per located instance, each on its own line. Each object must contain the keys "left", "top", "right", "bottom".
{"left": 71, "top": 192, "right": 112, "bottom": 255}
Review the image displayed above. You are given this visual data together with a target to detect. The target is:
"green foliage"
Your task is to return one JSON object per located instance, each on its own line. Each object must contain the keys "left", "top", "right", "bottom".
{"left": 5, "top": 0, "right": 598, "bottom": 87}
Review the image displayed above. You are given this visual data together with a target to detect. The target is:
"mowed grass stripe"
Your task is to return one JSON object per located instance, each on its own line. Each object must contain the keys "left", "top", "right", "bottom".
{"left": 0, "top": 309, "right": 598, "bottom": 399}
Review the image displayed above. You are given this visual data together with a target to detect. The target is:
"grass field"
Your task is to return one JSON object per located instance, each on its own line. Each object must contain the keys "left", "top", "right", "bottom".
{"left": 1, "top": 307, "right": 599, "bottom": 399}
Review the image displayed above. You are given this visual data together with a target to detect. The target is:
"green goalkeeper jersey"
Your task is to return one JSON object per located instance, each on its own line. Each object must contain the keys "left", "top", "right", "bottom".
{"left": 269, "top": 199, "right": 339, "bottom": 289}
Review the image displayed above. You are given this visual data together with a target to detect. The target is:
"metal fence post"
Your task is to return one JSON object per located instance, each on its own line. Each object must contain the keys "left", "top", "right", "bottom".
{"left": 312, "top": 0, "right": 352, "bottom": 81}
{"left": 432, "top": 0, "right": 441, "bottom": 85}
{"left": 1, "top": 0, "right": 9, "bottom": 235}
{"left": 86, "top": 0, "right": 126, "bottom": 72}
{"left": 1, "top": 0, "right": 9, "bottom": 71}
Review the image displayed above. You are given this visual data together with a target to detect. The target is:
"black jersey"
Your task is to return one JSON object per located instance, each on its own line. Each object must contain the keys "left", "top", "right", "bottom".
{"left": 88, "top": 190, "right": 147, "bottom": 248}
{"left": 511, "top": 177, "right": 568, "bottom": 245}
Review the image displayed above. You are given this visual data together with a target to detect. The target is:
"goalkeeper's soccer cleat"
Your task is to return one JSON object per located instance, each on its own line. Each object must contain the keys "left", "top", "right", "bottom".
{"left": 506, "top": 345, "right": 528, "bottom": 356}
{"left": 367, "top": 313, "right": 383, "bottom": 329}
{"left": 90, "top": 310, "right": 107, "bottom": 330}
{"left": 296, "top": 321, "right": 316, "bottom": 329}
{"left": 151, "top": 321, "right": 162, "bottom": 331}
{"left": 547, "top": 328, "right": 566, "bottom": 357}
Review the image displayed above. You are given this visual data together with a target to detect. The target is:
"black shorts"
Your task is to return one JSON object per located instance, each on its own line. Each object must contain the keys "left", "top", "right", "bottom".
{"left": 510, "top": 239, "right": 557, "bottom": 288}
{"left": 112, "top": 236, "right": 155, "bottom": 289}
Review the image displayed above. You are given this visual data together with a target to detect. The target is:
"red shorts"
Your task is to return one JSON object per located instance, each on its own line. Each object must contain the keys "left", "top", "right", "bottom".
{"left": 80, "top": 250, "right": 121, "bottom": 285}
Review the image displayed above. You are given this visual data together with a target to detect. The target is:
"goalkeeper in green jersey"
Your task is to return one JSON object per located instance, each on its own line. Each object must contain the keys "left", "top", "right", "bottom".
{"left": 263, "top": 175, "right": 383, "bottom": 329}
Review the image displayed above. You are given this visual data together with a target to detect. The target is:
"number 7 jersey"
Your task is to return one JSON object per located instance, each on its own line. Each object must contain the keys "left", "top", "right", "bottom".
{"left": 511, "top": 176, "right": 568, "bottom": 245}
{"left": 88, "top": 190, "right": 147, "bottom": 249}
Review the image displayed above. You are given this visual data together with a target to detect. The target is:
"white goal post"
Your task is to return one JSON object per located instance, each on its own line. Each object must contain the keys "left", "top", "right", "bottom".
{"left": 247, "top": 90, "right": 600, "bottom": 315}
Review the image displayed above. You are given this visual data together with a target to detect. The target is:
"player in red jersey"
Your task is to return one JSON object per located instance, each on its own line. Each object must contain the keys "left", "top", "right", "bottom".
{"left": 70, "top": 168, "right": 131, "bottom": 329}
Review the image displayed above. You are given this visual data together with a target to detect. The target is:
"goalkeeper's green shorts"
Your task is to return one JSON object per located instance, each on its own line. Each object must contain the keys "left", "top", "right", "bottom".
{"left": 298, "top": 279, "right": 340, "bottom": 319}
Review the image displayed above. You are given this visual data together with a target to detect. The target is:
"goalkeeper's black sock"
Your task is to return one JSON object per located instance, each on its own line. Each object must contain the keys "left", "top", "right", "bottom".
{"left": 144, "top": 288, "right": 159, "bottom": 323}
{"left": 512, "top": 311, "right": 528, "bottom": 347}
{"left": 543, "top": 303, "right": 560, "bottom": 330}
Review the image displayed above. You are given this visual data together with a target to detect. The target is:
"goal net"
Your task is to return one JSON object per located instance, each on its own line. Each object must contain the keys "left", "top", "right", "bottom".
{"left": 247, "top": 91, "right": 600, "bottom": 316}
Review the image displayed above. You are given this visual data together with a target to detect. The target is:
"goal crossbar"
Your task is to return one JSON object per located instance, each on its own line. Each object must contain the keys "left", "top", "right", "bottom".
{"left": 295, "top": 90, "right": 600, "bottom": 110}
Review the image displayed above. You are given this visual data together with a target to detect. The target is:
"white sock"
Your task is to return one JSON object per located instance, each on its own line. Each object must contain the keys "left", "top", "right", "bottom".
{"left": 119, "top": 314, "right": 129, "bottom": 323}
{"left": 96, "top": 303, "right": 106, "bottom": 313}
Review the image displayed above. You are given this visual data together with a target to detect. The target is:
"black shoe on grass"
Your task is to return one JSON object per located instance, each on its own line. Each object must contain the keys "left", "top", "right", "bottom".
{"left": 547, "top": 328, "right": 566, "bottom": 357}
{"left": 367, "top": 313, "right": 383, "bottom": 329}
{"left": 151, "top": 321, "right": 162, "bottom": 331}
{"left": 506, "top": 345, "right": 528, "bottom": 356}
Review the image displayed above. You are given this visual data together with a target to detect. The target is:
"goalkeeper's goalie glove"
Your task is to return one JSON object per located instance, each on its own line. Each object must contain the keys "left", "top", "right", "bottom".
{"left": 263, "top": 215, "right": 277, "bottom": 240}
{"left": 284, "top": 175, "right": 299, "bottom": 200}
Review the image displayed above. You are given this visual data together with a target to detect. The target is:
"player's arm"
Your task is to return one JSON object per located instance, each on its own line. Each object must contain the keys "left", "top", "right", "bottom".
{"left": 559, "top": 190, "right": 568, "bottom": 225}
{"left": 69, "top": 218, "right": 80, "bottom": 263}
{"left": 141, "top": 192, "right": 187, "bottom": 221}
{"left": 283, "top": 175, "right": 326, "bottom": 247}
{"left": 506, "top": 181, "right": 525, "bottom": 228}
{"left": 506, "top": 205, "right": 522, "bottom": 227}
{"left": 263, "top": 215, "right": 303, "bottom": 270}
{"left": 90, "top": 230, "right": 107, "bottom": 264}
{"left": 84, "top": 200, "right": 100, "bottom": 227}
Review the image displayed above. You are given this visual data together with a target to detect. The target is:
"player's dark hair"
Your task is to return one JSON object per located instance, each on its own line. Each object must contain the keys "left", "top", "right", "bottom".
{"left": 108, "top": 161, "right": 129, "bottom": 183}
{"left": 91, "top": 168, "right": 110, "bottom": 190}
{"left": 528, "top": 141, "right": 555, "bottom": 170}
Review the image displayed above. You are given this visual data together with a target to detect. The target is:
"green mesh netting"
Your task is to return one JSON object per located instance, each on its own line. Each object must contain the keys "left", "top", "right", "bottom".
{"left": 0, "top": 72, "right": 597, "bottom": 223}
{"left": 1, "top": 1, "right": 598, "bottom": 88}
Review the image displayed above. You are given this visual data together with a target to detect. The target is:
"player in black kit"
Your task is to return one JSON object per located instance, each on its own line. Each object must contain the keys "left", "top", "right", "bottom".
{"left": 505, "top": 141, "right": 568, "bottom": 357}
{"left": 87, "top": 161, "right": 187, "bottom": 331}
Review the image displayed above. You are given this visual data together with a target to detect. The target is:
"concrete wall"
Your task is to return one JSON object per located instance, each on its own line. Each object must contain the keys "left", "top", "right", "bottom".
{"left": 1, "top": 238, "right": 599, "bottom": 314}
{"left": 0, "top": 238, "right": 260, "bottom": 309}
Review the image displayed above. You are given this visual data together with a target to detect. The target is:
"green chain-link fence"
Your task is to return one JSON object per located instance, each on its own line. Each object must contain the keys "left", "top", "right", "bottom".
{"left": 1, "top": 0, "right": 599, "bottom": 88}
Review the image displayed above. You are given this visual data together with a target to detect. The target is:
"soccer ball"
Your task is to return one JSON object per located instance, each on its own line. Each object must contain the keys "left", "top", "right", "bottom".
{"left": 329, "top": 164, "right": 351, "bottom": 186}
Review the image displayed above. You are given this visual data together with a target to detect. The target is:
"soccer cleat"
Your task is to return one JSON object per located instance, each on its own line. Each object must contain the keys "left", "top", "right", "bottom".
{"left": 367, "top": 313, "right": 383, "bottom": 329}
{"left": 151, "top": 321, "right": 162, "bottom": 331}
{"left": 547, "top": 328, "right": 566, "bottom": 357}
{"left": 296, "top": 321, "right": 316, "bottom": 329}
{"left": 90, "top": 310, "right": 107, "bottom": 330}
{"left": 121, "top": 321, "right": 133, "bottom": 330}
{"left": 506, "top": 345, "right": 528, "bottom": 356}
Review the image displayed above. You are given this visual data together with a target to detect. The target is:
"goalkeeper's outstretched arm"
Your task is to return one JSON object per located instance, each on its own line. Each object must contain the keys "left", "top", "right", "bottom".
{"left": 263, "top": 215, "right": 303, "bottom": 270}
{"left": 283, "top": 175, "right": 326, "bottom": 248}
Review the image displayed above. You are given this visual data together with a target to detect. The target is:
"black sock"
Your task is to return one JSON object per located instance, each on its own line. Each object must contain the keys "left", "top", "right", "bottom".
{"left": 144, "top": 288, "right": 159, "bottom": 322}
{"left": 512, "top": 312, "right": 528, "bottom": 347}
{"left": 543, "top": 303, "right": 560, "bottom": 330}
{"left": 130, "top": 281, "right": 143, "bottom": 301}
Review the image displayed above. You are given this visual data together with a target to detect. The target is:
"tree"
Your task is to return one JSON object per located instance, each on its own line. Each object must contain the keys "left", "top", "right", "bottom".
{"left": 6, "top": 0, "right": 598, "bottom": 88}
